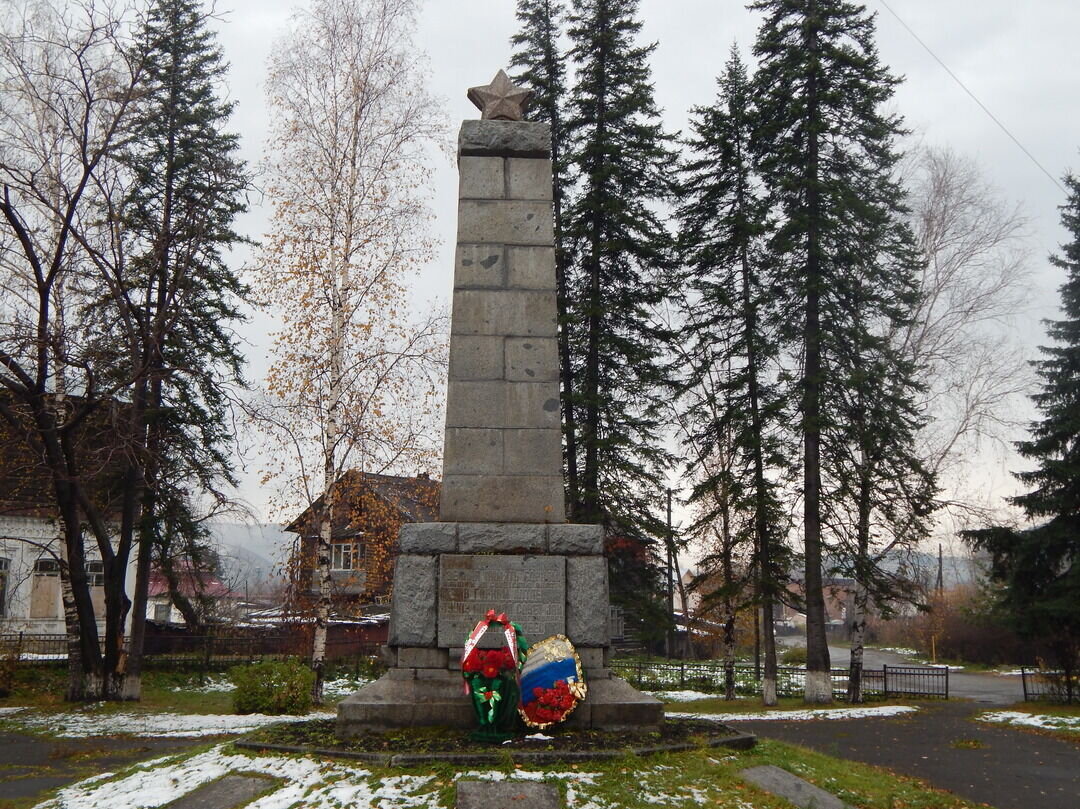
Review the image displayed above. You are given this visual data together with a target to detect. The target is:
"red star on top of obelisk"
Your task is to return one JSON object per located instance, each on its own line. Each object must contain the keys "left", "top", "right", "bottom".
{"left": 467, "top": 69, "right": 532, "bottom": 121}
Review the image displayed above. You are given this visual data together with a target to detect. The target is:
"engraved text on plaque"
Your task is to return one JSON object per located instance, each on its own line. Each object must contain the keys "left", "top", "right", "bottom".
{"left": 437, "top": 555, "right": 566, "bottom": 645}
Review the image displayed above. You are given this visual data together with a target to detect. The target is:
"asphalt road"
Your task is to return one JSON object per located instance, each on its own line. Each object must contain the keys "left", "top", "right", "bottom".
{"left": 778, "top": 635, "right": 1024, "bottom": 704}
{"left": 733, "top": 700, "right": 1079, "bottom": 809}
{"left": 824, "top": 643, "right": 1023, "bottom": 705}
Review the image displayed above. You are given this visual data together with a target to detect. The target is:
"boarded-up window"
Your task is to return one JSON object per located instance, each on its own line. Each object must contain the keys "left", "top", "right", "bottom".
{"left": 29, "top": 558, "right": 60, "bottom": 619}
{"left": 153, "top": 602, "right": 171, "bottom": 623}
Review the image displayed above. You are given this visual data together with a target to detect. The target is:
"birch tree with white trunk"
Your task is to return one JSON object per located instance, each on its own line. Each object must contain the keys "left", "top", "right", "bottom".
{"left": 253, "top": 0, "right": 447, "bottom": 704}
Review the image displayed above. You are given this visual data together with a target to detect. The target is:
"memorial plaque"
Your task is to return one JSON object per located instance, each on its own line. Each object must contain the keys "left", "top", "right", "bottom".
{"left": 438, "top": 554, "right": 565, "bottom": 645}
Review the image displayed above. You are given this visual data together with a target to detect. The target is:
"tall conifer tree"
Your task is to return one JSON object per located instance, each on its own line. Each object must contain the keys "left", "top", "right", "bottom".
{"left": 966, "top": 174, "right": 1080, "bottom": 692}
{"left": 675, "top": 48, "right": 788, "bottom": 703}
{"left": 509, "top": 0, "right": 579, "bottom": 512}
{"left": 116, "top": 0, "right": 249, "bottom": 694}
{"left": 563, "top": 0, "right": 675, "bottom": 535}
{"left": 750, "top": 0, "right": 920, "bottom": 702}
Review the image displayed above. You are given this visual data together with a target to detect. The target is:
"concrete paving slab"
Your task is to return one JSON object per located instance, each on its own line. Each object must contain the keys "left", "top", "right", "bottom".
{"left": 168, "top": 773, "right": 279, "bottom": 809}
{"left": 741, "top": 764, "right": 852, "bottom": 809}
{"left": 457, "top": 780, "right": 561, "bottom": 809}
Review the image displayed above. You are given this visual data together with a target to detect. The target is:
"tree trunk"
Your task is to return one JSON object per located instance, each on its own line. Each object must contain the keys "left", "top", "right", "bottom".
{"left": 722, "top": 609, "right": 737, "bottom": 700}
{"left": 57, "top": 522, "right": 86, "bottom": 701}
{"left": 801, "top": 1, "right": 832, "bottom": 705}
{"left": 578, "top": 25, "right": 607, "bottom": 525}
{"left": 312, "top": 249, "right": 346, "bottom": 705}
{"left": 847, "top": 455, "right": 873, "bottom": 704}
{"left": 847, "top": 582, "right": 868, "bottom": 703}
{"left": 125, "top": 127, "right": 176, "bottom": 700}
{"left": 546, "top": 81, "right": 578, "bottom": 518}
{"left": 672, "top": 543, "right": 692, "bottom": 660}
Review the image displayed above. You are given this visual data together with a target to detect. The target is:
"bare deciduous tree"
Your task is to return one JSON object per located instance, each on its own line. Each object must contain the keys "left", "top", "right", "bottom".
{"left": 905, "top": 145, "right": 1031, "bottom": 509}
{"left": 0, "top": 0, "right": 147, "bottom": 700}
{"left": 251, "top": 0, "right": 447, "bottom": 703}
{"left": 842, "top": 145, "right": 1032, "bottom": 701}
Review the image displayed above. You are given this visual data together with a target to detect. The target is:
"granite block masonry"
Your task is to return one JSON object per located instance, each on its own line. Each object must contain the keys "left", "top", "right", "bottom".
{"left": 337, "top": 78, "right": 662, "bottom": 736}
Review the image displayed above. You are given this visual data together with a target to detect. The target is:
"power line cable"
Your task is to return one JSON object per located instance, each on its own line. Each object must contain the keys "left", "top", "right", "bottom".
{"left": 877, "top": 0, "right": 1065, "bottom": 194}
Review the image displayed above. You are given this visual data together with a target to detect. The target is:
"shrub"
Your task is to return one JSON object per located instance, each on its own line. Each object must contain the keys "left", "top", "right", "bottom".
{"left": 780, "top": 646, "right": 808, "bottom": 666}
{"left": 229, "top": 658, "right": 314, "bottom": 715}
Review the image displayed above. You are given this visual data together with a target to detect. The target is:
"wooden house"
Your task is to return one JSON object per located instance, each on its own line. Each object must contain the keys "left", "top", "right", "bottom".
{"left": 284, "top": 470, "right": 440, "bottom": 604}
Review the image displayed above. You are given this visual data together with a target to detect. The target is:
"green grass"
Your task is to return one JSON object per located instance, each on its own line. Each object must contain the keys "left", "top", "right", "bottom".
{"left": 229, "top": 737, "right": 983, "bottom": 809}
{"left": 1002, "top": 701, "right": 1080, "bottom": 718}
{"left": 0, "top": 667, "right": 236, "bottom": 715}
{"left": 0, "top": 713, "right": 988, "bottom": 809}
{"left": 974, "top": 702, "right": 1080, "bottom": 743}
{"left": 0, "top": 665, "right": 368, "bottom": 718}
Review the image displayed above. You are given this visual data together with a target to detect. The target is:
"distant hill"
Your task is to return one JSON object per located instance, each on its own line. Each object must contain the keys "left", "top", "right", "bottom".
{"left": 209, "top": 522, "right": 292, "bottom": 593}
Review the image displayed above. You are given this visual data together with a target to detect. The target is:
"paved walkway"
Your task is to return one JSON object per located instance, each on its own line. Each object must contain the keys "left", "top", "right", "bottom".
{"left": 731, "top": 700, "right": 1079, "bottom": 809}
{"left": 0, "top": 730, "right": 197, "bottom": 802}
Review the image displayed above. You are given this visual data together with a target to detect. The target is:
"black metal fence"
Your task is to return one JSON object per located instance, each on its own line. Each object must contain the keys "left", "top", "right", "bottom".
{"left": 1021, "top": 667, "right": 1078, "bottom": 704}
{"left": 0, "top": 633, "right": 382, "bottom": 675}
{"left": 873, "top": 664, "right": 949, "bottom": 699}
{"left": 609, "top": 659, "right": 948, "bottom": 700}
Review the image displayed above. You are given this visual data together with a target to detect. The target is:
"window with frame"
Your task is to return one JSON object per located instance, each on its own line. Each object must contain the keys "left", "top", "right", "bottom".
{"left": 86, "top": 560, "right": 105, "bottom": 587}
{"left": 331, "top": 542, "right": 358, "bottom": 571}
{"left": 33, "top": 558, "right": 60, "bottom": 575}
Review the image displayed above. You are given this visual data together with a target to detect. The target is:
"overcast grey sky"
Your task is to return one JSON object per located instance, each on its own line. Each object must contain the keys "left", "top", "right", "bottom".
{"left": 211, "top": 0, "right": 1080, "bottom": 524}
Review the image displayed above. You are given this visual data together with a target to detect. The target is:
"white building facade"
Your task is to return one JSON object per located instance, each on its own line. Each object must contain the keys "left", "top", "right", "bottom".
{"left": 0, "top": 514, "right": 137, "bottom": 635}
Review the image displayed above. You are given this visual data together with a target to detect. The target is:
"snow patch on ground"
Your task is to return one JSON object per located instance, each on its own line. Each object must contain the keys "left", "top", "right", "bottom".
{"left": 11, "top": 709, "right": 334, "bottom": 738}
{"left": 0, "top": 706, "right": 26, "bottom": 716}
{"left": 172, "top": 675, "right": 233, "bottom": 693}
{"left": 32, "top": 746, "right": 421, "bottom": 809}
{"left": 669, "top": 705, "right": 918, "bottom": 722}
{"left": 877, "top": 647, "right": 918, "bottom": 656}
{"left": 171, "top": 675, "right": 368, "bottom": 699}
{"left": 978, "top": 711, "right": 1080, "bottom": 731}
{"left": 994, "top": 669, "right": 1025, "bottom": 676}
{"left": 650, "top": 689, "right": 733, "bottom": 702}
{"left": 323, "top": 677, "right": 370, "bottom": 698}
{"left": 32, "top": 741, "right": 759, "bottom": 809}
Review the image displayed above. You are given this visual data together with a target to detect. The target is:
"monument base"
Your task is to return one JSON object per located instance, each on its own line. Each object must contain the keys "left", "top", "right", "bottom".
{"left": 336, "top": 520, "right": 663, "bottom": 738}
{"left": 336, "top": 668, "right": 663, "bottom": 737}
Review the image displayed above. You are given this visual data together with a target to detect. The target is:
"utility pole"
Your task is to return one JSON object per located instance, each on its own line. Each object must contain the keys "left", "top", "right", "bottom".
{"left": 936, "top": 543, "right": 944, "bottom": 594}
{"left": 666, "top": 488, "right": 674, "bottom": 658}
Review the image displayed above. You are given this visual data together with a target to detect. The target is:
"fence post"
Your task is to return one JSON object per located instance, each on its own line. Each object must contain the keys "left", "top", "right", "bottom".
{"left": 882, "top": 664, "right": 888, "bottom": 699}
{"left": 1021, "top": 667, "right": 1028, "bottom": 702}
{"left": 944, "top": 664, "right": 949, "bottom": 699}
{"left": 680, "top": 660, "right": 685, "bottom": 688}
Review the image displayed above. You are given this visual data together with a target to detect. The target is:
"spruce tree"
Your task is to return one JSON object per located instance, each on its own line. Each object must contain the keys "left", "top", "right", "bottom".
{"left": 509, "top": 0, "right": 579, "bottom": 511}
{"left": 824, "top": 287, "right": 935, "bottom": 701}
{"left": 675, "top": 47, "right": 789, "bottom": 703}
{"left": 966, "top": 174, "right": 1080, "bottom": 694}
{"left": 750, "top": 0, "right": 920, "bottom": 702}
{"left": 563, "top": 0, "right": 675, "bottom": 530}
{"left": 116, "top": 0, "right": 249, "bottom": 693}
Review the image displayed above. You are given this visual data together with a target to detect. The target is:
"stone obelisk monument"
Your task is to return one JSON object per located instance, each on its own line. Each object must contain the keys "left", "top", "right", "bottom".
{"left": 337, "top": 71, "right": 661, "bottom": 736}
